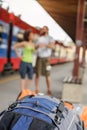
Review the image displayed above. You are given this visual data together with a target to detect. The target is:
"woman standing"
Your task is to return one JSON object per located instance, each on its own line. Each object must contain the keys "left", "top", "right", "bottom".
{"left": 14, "top": 30, "right": 36, "bottom": 99}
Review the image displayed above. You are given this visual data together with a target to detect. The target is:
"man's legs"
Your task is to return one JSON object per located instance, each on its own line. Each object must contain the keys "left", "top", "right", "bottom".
{"left": 46, "top": 76, "right": 51, "bottom": 95}
{"left": 45, "top": 58, "right": 51, "bottom": 95}
{"left": 35, "top": 57, "right": 41, "bottom": 94}
{"left": 35, "top": 74, "right": 40, "bottom": 94}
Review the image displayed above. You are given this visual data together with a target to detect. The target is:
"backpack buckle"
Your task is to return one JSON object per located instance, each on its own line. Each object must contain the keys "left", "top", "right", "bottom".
{"left": 55, "top": 101, "right": 64, "bottom": 124}
{"left": 8, "top": 102, "right": 17, "bottom": 110}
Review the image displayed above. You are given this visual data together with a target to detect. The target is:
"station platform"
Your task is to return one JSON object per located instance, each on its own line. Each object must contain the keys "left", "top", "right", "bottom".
{"left": 0, "top": 62, "right": 87, "bottom": 111}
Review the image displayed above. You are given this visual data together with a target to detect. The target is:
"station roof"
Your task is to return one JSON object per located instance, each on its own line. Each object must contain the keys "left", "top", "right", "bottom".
{"left": 37, "top": 0, "right": 78, "bottom": 42}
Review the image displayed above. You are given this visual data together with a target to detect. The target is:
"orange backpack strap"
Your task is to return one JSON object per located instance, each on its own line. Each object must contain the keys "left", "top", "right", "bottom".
{"left": 80, "top": 106, "right": 87, "bottom": 128}
{"left": 64, "top": 101, "right": 74, "bottom": 110}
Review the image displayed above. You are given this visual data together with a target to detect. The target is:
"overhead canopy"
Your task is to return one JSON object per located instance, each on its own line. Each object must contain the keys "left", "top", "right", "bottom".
{"left": 37, "top": 0, "right": 78, "bottom": 41}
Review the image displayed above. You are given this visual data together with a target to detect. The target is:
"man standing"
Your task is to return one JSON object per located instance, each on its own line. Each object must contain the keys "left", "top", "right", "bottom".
{"left": 35, "top": 26, "right": 55, "bottom": 95}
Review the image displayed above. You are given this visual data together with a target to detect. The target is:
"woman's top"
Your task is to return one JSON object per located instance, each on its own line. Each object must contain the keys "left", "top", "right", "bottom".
{"left": 22, "top": 46, "right": 35, "bottom": 63}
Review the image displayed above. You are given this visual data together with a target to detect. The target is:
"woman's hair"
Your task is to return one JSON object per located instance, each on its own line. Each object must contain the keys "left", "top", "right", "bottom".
{"left": 23, "top": 30, "right": 32, "bottom": 41}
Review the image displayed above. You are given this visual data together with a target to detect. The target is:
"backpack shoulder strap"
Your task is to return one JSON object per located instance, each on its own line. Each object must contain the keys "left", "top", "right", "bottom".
{"left": 50, "top": 101, "right": 64, "bottom": 124}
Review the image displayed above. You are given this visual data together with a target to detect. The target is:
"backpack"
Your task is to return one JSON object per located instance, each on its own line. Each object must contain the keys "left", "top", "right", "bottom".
{"left": 0, "top": 95, "right": 84, "bottom": 130}
{"left": 65, "top": 101, "right": 87, "bottom": 129}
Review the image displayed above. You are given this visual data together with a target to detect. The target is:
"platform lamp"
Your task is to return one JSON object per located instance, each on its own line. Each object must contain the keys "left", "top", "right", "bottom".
{"left": 3, "top": 13, "right": 15, "bottom": 74}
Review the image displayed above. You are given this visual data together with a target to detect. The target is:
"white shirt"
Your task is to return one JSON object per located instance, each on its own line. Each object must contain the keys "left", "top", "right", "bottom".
{"left": 36, "top": 35, "right": 54, "bottom": 58}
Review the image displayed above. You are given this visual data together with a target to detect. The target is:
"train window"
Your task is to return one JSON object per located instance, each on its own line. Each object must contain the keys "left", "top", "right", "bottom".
{"left": 0, "top": 24, "right": 3, "bottom": 33}
{"left": 0, "top": 24, "right": 3, "bottom": 44}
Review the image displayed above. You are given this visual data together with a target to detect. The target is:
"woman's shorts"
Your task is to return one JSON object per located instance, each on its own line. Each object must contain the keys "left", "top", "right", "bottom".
{"left": 19, "top": 61, "right": 33, "bottom": 79}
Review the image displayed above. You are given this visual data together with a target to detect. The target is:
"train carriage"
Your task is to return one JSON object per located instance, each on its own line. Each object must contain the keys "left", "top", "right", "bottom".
{"left": 0, "top": 8, "right": 39, "bottom": 73}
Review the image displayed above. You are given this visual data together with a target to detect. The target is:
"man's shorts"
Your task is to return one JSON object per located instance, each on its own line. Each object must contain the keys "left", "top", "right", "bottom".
{"left": 35, "top": 57, "right": 51, "bottom": 76}
{"left": 19, "top": 61, "right": 33, "bottom": 79}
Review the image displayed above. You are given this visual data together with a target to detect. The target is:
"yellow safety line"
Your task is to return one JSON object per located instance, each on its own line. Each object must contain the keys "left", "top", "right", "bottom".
{"left": 0, "top": 75, "right": 20, "bottom": 84}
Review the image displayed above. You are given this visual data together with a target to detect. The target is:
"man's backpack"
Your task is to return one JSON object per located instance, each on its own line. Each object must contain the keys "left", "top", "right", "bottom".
{"left": 0, "top": 95, "right": 84, "bottom": 130}
{"left": 65, "top": 101, "right": 87, "bottom": 129}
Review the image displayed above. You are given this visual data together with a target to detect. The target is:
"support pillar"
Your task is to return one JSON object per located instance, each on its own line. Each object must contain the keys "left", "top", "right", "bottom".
{"left": 82, "top": 24, "right": 87, "bottom": 65}
{"left": 72, "top": 0, "right": 85, "bottom": 79}
{"left": 62, "top": 0, "right": 85, "bottom": 102}
{"left": 81, "top": 44, "right": 86, "bottom": 66}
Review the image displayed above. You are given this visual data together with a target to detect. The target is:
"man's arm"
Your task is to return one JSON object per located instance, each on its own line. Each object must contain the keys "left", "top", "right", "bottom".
{"left": 46, "top": 36, "right": 55, "bottom": 49}
{"left": 36, "top": 42, "right": 55, "bottom": 50}
{"left": 46, "top": 42, "right": 55, "bottom": 50}
{"left": 34, "top": 44, "right": 40, "bottom": 49}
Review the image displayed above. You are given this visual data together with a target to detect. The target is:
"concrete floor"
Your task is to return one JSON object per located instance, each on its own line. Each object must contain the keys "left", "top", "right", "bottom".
{"left": 0, "top": 62, "right": 87, "bottom": 112}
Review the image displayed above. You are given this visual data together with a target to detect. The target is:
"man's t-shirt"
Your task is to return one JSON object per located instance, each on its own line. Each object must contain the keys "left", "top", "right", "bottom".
{"left": 36, "top": 35, "right": 54, "bottom": 58}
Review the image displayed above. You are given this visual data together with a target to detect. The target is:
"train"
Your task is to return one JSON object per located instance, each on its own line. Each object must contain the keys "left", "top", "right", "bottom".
{"left": 0, "top": 7, "right": 74, "bottom": 73}
{"left": 50, "top": 41, "right": 74, "bottom": 65}
{"left": 0, "top": 7, "right": 39, "bottom": 73}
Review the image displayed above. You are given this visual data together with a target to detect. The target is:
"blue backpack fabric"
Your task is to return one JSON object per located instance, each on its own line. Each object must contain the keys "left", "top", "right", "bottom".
{"left": 0, "top": 95, "right": 84, "bottom": 130}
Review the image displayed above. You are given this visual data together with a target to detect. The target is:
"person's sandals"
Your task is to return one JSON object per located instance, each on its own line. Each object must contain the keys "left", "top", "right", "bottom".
{"left": 17, "top": 89, "right": 36, "bottom": 100}
{"left": 18, "top": 90, "right": 28, "bottom": 100}
{"left": 47, "top": 90, "right": 51, "bottom": 96}
{"left": 34, "top": 89, "right": 39, "bottom": 94}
